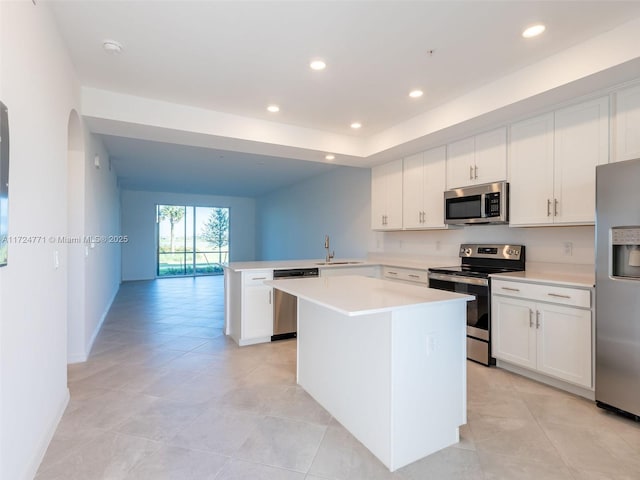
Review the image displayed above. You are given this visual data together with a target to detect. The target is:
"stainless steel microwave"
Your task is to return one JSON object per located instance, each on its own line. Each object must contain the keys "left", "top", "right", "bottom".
{"left": 444, "top": 181, "right": 508, "bottom": 225}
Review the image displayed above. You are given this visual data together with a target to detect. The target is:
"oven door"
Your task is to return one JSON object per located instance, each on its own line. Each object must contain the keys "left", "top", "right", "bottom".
{"left": 427, "top": 273, "right": 489, "bottom": 340}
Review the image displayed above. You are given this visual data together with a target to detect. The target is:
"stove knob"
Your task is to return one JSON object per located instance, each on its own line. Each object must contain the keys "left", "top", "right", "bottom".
{"left": 507, "top": 249, "right": 513, "bottom": 255}
{"left": 464, "top": 248, "right": 472, "bottom": 256}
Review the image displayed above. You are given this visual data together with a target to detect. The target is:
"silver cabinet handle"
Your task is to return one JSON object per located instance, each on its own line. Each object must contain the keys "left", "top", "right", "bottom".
{"left": 554, "top": 199, "right": 559, "bottom": 217}
{"left": 252, "top": 277, "right": 267, "bottom": 280}
{"left": 501, "top": 286, "right": 520, "bottom": 292}
{"left": 387, "top": 271, "right": 398, "bottom": 275}
{"left": 548, "top": 293, "right": 571, "bottom": 299}
{"left": 474, "top": 165, "right": 478, "bottom": 179}
{"left": 469, "top": 165, "right": 473, "bottom": 180}
{"left": 536, "top": 310, "right": 541, "bottom": 329}
{"left": 529, "top": 308, "right": 534, "bottom": 328}
{"left": 547, "top": 199, "right": 552, "bottom": 217}
{"left": 408, "top": 274, "right": 420, "bottom": 279}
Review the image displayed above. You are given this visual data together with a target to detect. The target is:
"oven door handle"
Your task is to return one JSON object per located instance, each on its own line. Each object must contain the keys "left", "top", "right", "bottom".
{"left": 428, "top": 272, "right": 488, "bottom": 287}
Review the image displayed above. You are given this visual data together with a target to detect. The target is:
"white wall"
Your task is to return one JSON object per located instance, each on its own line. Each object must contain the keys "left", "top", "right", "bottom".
{"left": 0, "top": 2, "right": 79, "bottom": 479}
{"left": 121, "top": 189, "right": 256, "bottom": 280}
{"left": 377, "top": 225, "right": 595, "bottom": 267}
{"left": 77, "top": 131, "right": 121, "bottom": 362}
{"left": 256, "top": 166, "right": 374, "bottom": 260}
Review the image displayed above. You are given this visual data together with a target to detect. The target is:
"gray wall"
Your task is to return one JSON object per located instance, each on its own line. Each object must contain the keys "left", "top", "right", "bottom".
{"left": 256, "top": 166, "right": 374, "bottom": 260}
{"left": 120, "top": 189, "right": 256, "bottom": 280}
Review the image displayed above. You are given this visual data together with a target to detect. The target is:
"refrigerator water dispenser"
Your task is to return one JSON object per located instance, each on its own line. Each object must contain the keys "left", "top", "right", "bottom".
{"left": 611, "top": 227, "right": 640, "bottom": 279}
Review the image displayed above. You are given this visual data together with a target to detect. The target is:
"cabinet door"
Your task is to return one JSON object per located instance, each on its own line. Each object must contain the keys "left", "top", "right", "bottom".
{"left": 446, "top": 136, "right": 475, "bottom": 189}
{"left": 491, "top": 296, "right": 537, "bottom": 370}
{"left": 243, "top": 285, "right": 273, "bottom": 339}
{"left": 371, "top": 163, "right": 387, "bottom": 229}
{"left": 474, "top": 127, "right": 507, "bottom": 184}
{"left": 536, "top": 304, "right": 592, "bottom": 388}
{"left": 371, "top": 159, "right": 403, "bottom": 230}
{"left": 402, "top": 152, "right": 425, "bottom": 229}
{"left": 385, "top": 159, "right": 404, "bottom": 230}
{"left": 422, "top": 146, "right": 447, "bottom": 228}
{"left": 509, "top": 113, "right": 555, "bottom": 226}
{"left": 554, "top": 97, "right": 609, "bottom": 224}
{"left": 614, "top": 84, "right": 640, "bottom": 162}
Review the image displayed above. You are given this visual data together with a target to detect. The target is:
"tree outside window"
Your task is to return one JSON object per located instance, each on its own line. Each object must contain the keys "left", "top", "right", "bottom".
{"left": 201, "top": 208, "right": 229, "bottom": 265}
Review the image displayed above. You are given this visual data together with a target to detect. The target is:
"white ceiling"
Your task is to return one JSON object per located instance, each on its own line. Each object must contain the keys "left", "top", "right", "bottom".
{"left": 102, "top": 135, "right": 337, "bottom": 196}
{"left": 47, "top": 0, "right": 640, "bottom": 196}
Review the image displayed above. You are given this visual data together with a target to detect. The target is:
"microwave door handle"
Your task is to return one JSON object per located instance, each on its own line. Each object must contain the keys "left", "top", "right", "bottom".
{"left": 480, "top": 194, "right": 486, "bottom": 218}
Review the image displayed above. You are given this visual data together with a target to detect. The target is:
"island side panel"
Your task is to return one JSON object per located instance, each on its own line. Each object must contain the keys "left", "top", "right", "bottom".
{"left": 224, "top": 269, "right": 242, "bottom": 342}
{"left": 297, "top": 299, "right": 393, "bottom": 468}
{"left": 389, "top": 301, "right": 467, "bottom": 470}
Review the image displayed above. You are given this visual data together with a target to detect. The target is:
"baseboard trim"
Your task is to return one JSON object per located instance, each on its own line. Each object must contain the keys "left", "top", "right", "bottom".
{"left": 496, "top": 360, "right": 595, "bottom": 400}
{"left": 23, "top": 387, "right": 70, "bottom": 480}
{"left": 67, "top": 285, "right": 119, "bottom": 364}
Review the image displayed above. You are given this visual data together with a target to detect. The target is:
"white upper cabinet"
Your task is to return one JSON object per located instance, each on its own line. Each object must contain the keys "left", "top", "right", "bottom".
{"left": 403, "top": 146, "right": 447, "bottom": 229}
{"left": 553, "top": 96, "right": 609, "bottom": 224}
{"left": 509, "top": 97, "right": 609, "bottom": 226}
{"left": 446, "top": 127, "right": 507, "bottom": 189}
{"left": 371, "top": 159, "right": 403, "bottom": 230}
{"left": 509, "top": 113, "right": 555, "bottom": 225}
{"left": 614, "top": 83, "right": 640, "bottom": 162}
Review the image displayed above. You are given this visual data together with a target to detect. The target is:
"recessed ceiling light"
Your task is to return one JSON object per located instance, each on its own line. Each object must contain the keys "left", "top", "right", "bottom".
{"left": 267, "top": 105, "right": 280, "bottom": 113}
{"left": 310, "top": 59, "right": 326, "bottom": 71}
{"left": 350, "top": 122, "right": 362, "bottom": 129}
{"left": 102, "top": 39, "right": 123, "bottom": 54}
{"left": 522, "top": 24, "right": 546, "bottom": 38}
{"left": 325, "top": 154, "right": 335, "bottom": 161}
{"left": 409, "top": 89, "right": 424, "bottom": 98}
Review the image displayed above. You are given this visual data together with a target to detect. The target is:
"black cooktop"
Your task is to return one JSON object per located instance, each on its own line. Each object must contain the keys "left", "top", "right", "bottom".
{"left": 428, "top": 243, "right": 526, "bottom": 278}
{"left": 428, "top": 265, "right": 517, "bottom": 278}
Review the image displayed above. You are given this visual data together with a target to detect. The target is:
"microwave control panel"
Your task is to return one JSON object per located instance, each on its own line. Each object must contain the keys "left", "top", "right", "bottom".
{"left": 485, "top": 192, "right": 501, "bottom": 217}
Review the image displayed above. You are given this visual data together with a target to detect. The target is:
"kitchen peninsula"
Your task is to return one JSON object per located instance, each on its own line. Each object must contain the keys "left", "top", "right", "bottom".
{"left": 265, "top": 274, "right": 472, "bottom": 471}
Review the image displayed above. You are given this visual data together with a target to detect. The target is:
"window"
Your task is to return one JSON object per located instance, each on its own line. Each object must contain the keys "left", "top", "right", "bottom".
{"left": 156, "top": 205, "right": 229, "bottom": 277}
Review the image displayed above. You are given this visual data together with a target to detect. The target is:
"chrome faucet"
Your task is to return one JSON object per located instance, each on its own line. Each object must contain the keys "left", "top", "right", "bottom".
{"left": 324, "top": 235, "right": 335, "bottom": 263}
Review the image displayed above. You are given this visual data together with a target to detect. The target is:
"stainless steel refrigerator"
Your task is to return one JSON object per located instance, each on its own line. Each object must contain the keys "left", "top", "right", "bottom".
{"left": 595, "top": 158, "right": 640, "bottom": 420}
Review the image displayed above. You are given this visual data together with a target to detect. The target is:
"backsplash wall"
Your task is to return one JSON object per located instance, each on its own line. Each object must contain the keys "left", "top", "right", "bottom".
{"left": 377, "top": 224, "right": 595, "bottom": 265}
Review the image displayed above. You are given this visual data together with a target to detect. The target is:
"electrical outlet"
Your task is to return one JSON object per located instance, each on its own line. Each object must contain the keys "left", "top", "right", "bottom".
{"left": 426, "top": 334, "right": 437, "bottom": 356}
{"left": 563, "top": 242, "right": 573, "bottom": 256}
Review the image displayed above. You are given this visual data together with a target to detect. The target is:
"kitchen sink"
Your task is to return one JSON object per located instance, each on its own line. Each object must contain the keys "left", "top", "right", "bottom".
{"left": 315, "top": 261, "right": 364, "bottom": 265}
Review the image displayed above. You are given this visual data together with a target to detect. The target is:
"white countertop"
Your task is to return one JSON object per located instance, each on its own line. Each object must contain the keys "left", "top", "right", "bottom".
{"left": 491, "top": 270, "right": 595, "bottom": 288}
{"left": 265, "top": 275, "right": 472, "bottom": 317}
{"left": 225, "top": 256, "right": 457, "bottom": 272}
{"left": 224, "top": 259, "right": 374, "bottom": 272}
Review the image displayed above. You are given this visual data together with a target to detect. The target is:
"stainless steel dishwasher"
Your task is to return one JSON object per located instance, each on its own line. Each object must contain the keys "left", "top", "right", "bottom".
{"left": 272, "top": 268, "right": 319, "bottom": 341}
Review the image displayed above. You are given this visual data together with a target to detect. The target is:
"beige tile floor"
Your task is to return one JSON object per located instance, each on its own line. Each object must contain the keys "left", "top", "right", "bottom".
{"left": 36, "top": 276, "right": 640, "bottom": 479}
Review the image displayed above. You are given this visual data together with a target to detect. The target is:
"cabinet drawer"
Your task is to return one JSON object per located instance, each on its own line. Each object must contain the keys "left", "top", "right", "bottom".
{"left": 242, "top": 270, "right": 273, "bottom": 286}
{"left": 383, "top": 266, "right": 429, "bottom": 285}
{"left": 492, "top": 279, "right": 591, "bottom": 308}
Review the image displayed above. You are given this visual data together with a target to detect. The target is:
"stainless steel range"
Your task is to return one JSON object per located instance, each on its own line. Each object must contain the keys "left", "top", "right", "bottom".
{"left": 428, "top": 244, "right": 526, "bottom": 366}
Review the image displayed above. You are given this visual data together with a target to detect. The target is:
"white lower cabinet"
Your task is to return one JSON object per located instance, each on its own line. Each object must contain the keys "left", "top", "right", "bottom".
{"left": 382, "top": 266, "right": 428, "bottom": 285}
{"left": 319, "top": 265, "right": 381, "bottom": 278}
{"left": 226, "top": 269, "right": 274, "bottom": 346}
{"left": 492, "top": 279, "right": 593, "bottom": 389}
{"left": 242, "top": 280, "right": 273, "bottom": 341}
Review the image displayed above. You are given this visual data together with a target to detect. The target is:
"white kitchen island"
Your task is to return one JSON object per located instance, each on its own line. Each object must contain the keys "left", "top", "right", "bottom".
{"left": 264, "top": 275, "right": 473, "bottom": 472}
